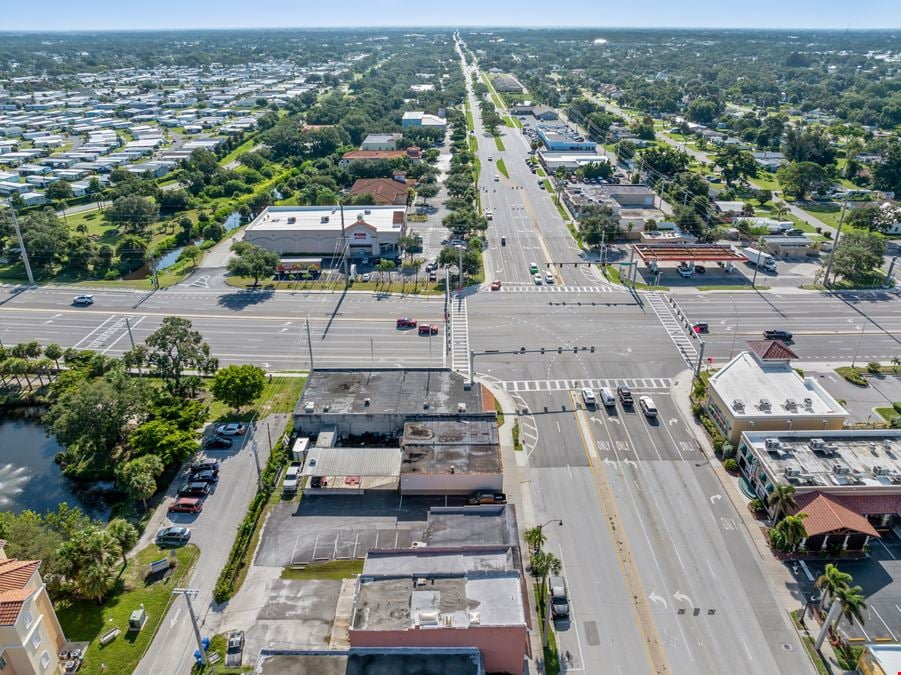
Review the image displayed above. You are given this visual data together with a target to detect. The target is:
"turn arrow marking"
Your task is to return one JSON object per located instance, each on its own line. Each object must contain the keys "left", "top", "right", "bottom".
{"left": 673, "top": 590, "right": 693, "bottom": 606}
{"left": 710, "top": 494, "right": 723, "bottom": 505}
{"left": 649, "top": 590, "right": 668, "bottom": 610}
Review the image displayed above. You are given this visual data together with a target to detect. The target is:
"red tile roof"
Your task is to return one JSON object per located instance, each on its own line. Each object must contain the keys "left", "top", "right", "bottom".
{"left": 0, "top": 560, "right": 39, "bottom": 593}
{"left": 793, "top": 492, "right": 880, "bottom": 538}
{"left": 349, "top": 178, "right": 414, "bottom": 206}
{"left": 341, "top": 150, "right": 408, "bottom": 161}
{"left": 747, "top": 340, "right": 798, "bottom": 361}
{"left": 0, "top": 588, "right": 32, "bottom": 626}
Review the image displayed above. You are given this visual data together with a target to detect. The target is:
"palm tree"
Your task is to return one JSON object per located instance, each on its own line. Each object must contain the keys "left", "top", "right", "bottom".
{"left": 107, "top": 519, "right": 139, "bottom": 570}
{"left": 835, "top": 584, "right": 867, "bottom": 631}
{"left": 772, "top": 201, "right": 790, "bottom": 220}
{"left": 775, "top": 512, "right": 808, "bottom": 552}
{"left": 524, "top": 526, "right": 547, "bottom": 554}
{"left": 767, "top": 482, "right": 798, "bottom": 521}
{"left": 816, "top": 564, "right": 853, "bottom": 611}
{"left": 44, "top": 344, "right": 63, "bottom": 373}
{"left": 530, "top": 550, "right": 562, "bottom": 601}
{"left": 79, "top": 560, "right": 117, "bottom": 604}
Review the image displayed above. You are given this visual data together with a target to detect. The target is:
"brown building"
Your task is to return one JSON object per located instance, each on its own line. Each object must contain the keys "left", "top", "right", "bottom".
{"left": 349, "top": 176, "right": 415, "bottom": 206}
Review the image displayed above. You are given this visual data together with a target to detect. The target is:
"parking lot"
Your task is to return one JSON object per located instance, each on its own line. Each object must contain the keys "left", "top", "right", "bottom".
{"left": 809, "top": 370, "right": 901, "bottom": 423}
{"left": 797, "top": 531, "right": 901, "bottom": 641}
{"left": 254, "top": 491, "right": 457, "bottom": 567}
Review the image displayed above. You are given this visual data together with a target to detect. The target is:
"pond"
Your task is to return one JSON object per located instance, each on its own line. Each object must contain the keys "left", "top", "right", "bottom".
{"left": 223, "top": 210, "right": 242, "bottom": 232}
{"left": 0, "top": 419, "right": 109, "bottom": 520}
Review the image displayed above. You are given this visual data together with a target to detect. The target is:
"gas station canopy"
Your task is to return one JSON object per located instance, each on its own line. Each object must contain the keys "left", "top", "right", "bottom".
{"left": 632, "top": 243, "right": 748, "bottom": 263}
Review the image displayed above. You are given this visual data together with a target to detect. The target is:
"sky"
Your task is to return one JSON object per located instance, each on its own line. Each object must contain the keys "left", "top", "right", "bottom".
{"left": 2, "top": 0, "right": 899, "bottom": 31}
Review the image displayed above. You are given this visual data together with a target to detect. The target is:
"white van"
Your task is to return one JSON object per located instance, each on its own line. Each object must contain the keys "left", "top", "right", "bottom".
{"left": 639, "top": 396, "right": 658, "bottom": 418}
{"left": 599, "top": 387, "right": 616, "bottom": 407}
{"left": 494, "top": 174, "right": 500, "bottom": 182}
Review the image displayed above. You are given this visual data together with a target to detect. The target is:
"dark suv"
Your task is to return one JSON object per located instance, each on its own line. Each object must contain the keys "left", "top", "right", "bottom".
{"left": 617, "top": 385, "right": 634, "bottom": 406}
{"left": 763, "top": 329, "right": 793, "bottom": 341}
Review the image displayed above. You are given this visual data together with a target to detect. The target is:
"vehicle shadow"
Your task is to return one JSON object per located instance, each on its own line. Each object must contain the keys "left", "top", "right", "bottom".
{"left": 216, "top": 289, "right": 275, "bottom": 310}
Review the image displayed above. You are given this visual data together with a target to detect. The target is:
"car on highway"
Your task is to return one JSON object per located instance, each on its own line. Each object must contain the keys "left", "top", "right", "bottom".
{"left": 763, "top": 329, "right": 793, "bottom": 341}
{"left": 599, "top": 387, "right": 616, "bottom": 407}
{"left": 396, "top": 317, "right": 417, "bottom": 328}
{"left": 545, "top": 271, "right": 554, "bottom": 284}
{"left": 494, "top": 174, "right": 500, "bottom": 182}
{"left": 639, "top": 396, "right": 658, "bottom": 418}
{"left": 581, "top": 388, "right": 597, "bottom": 408}
{"left": 360, "top": 273, "right": 371, "bottom": 282}
{"left": 467, "top": 492, "right": 507, "bottom": 505}
{"left": 204, "top": 435, "right": 232, "bottom": 450}
{"left": 418, "top": 324, "right": 439, "bottom": 335}
{"left": 533, "top": 273, "right": 542, "bottom": 285}
{"left": 178, "top": 481, "right": 211, "bottom": 497}
{"left": 485, "top": 210, "right": 493, "bottom": 220}
{"left": 155, "top": 526, "right": 191, "bottom": 546}
{"left": 500, "top": 236, "right": 507, "bottom": 246}
{"left": 692, "top": 322, "right": 709, "bottom": 334}
{"left": 188, "top": 469, "right": 218, "bottom": 484}
{"left": 529, "top": 262, "right": 539, "bottom": 274}
{"left": 490, "top": 280, "right": 502, "bottom": 291}
{"left": 72, "top": 294, "right": 94, "bottom": 306}
{"left": 617, "top": 385, "right": 634, "bottom": 407}
{"left": 550, "top": 575, "right": 570, "bottom": 619}
{"left": 169, "top": 497, "right": 204, "bottom": 513}
{"left": 216, "top": 423, "right": 247, "bottom": 436}
{"left": 487, "top": 155, "right": 493, "bottom": 161}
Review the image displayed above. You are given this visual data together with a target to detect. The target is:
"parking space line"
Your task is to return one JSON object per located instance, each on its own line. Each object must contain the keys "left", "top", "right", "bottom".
{"left": 877, "top": 537, "right": 897, "bottom": 559}
{"left": 871, "top": 606, "right": 897, "bottom": 641}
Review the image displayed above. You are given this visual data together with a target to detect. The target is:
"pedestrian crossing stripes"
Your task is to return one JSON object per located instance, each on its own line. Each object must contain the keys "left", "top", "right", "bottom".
{"left": 500, "top": 377, "right": 673, "bottom": 393}
{"left": 450, "top": 295, "right": 471, "bottom": 379}
{"left": 498, "top": 285, "right": 617, "bottom": 293}
{"left": 646, "top": 292, "right": 698, "bottom": 367}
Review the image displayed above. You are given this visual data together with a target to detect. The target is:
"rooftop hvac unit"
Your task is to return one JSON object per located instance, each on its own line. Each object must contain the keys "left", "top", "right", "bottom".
{"left": 784, "top": 467, "right": 798, "bottom": 477}
{"left": 803, "top": 398, "right": 814, "bottom": 408}
{"left": 320, "top": 216, "right": 329, "bottom": 223}
{"left": 758, "top": 399, "right": 771, "bottom": 411}
{"left": 733, "top": 399, "right": 745, "bottom": 412}
{"left": 764, "top": 438, "right": 780, "bottom": 450}
{"left": 415, "top": 577, "right": 428, "bottom": 587}
{"left": 784, "top": 398, "right": 798, "bottom": 410}
{"left": 364, "top": 209, "right": 371, "bottom": 215}
{"left": 458, "top": 403, "right": 467, "bottom": 412}
{"left": 873, "top": 465, "right": 891, "bottom": 476}
{"left": 287, "top": 217, "right": 296, "bottom": 224}
{"left": 417, "top": 610, "right": 439, "bottom": 625}
{"left": 440, "top": 614, "right": 454, "bottom": 627}
{"left": 468, "top": 611, "right": 481, "bottom": 625}
{"left": 304, "top": 402, "right": 315, "bottom": 413}
{"left": 809, "top": 438, "right": 826, "bottom": 449}
{"left": 832, "top": 464, "right": 849, "bottom": 475}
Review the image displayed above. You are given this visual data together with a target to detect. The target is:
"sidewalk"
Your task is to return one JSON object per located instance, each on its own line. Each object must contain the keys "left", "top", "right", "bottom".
{"left": 669, "top": 370, "right": 848, "bottom": 674}
{"left": 479, "top": 376, "right": 543, "bottom": 675}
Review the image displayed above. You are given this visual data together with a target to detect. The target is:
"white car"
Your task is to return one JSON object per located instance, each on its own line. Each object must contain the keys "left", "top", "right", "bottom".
{"left": 533, "top": 273, "right": 542, "bottom": 285}
{"left": 215, "top": 423, "right": 248, "bottom": 436}
{"left": 485, "top": 210, "right": 493, "bottom": 220}
{"left": 545, "top": 271, "right": 554, "bottom": 284}
{"left": 599, "top": 387, "right": 616, "bottom": 407}
{"left": 581, "top": 388, "right": 597, "bottom": 407}
{"left": 360, "top": 273, "right": 371, "bottom": 282}
{"left": 639, "top": 396, "right": 658, "bottom": 418}
{"left": 72, "top": 294, "right": 94, "bottom": 306}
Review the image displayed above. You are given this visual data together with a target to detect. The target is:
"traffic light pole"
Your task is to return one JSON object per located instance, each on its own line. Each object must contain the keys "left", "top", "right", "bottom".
{"left": 469, "top": 346, "right": 596, "bottom": 387}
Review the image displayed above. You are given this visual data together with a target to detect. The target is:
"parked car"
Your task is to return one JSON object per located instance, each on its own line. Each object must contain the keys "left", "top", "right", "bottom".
{"left": 418, "top": 324, "right": 439, "bottom": 335}
{"left": 467, "top": 492, "right": 507, "bottom": 505}
{"left": 282, "top": 462, "right": 302, "bottom": 493}
{"left": 490, "top": 280, "right": 502, "bottom": 291}
{"left": 694, "top": 265, "right": 706, "bottom": 274}
{"left": 396, "top": 317, "right": 417, "bottom": 328}
{"left": 226, "top": 631, "right": 245, "bottom": 668}
{"left": 215, "top": 423, "right": 247, "bottom": 436}
{"left": 581, "top": 387, "right": 597, "bottom": 408}
{"left": 617, "top": 385, "right": 634, "bottom": 406}
{"left": 72, "top": 294, "right": 94, "bottom": 306}
{"left": 550, "top": 575, "right": 570, "bottom": 619}
{"left": 155, "top": 526, "right": 191, "bottom": 546}
{"left": 639, "top": 396, "right": 658, "bottom": 418}
{"left": 763, "top": 329, "right": 793, "bottom": 341}
{"left": 188, "top": 470, "right": 218, "bottom": 484}
{"left": 191, "top": 458, "right": 221, "bottom": 474}
{"left": 599, "top": 387, "right": 616, "bottom": 407}
{"left": 178, "top": 482, "right": 211, "bottom": 497}
{"left": 360, "top": 273, "right": 371, "bottom": 282}
{"left": 204, "top": 435, "right": 232, "bottom": 450}
{"left": 169, "top": 497, "right": 204, "bottom": 513}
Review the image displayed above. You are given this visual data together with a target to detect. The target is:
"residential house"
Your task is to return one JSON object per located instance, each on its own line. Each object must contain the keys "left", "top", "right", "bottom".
{"left": 348, "top": 175, "right": 415, "bottom": 206}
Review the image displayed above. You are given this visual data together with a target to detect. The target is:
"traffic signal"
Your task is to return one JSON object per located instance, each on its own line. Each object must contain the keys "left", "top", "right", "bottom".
{"left": 540, "top": 347, "right": 545, "bottom": 354}
{"left": 590, "top": 346, "right": 595, "bottom": 353}
{"left": 520, "top": 346, "right": 526, "bottom": 354}
{"left": 557, "top": 347, "right": 562, "bottom": 354}
{"left": 573, "top": 347, "right": 578, "bottom": 354}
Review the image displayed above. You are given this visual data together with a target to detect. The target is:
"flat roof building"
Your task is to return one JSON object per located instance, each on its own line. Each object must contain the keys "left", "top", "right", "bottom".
{"left": 537, "top": 151, "right": 607, "bottom": 173}
{"left": 535, "top": 123, "right": 597, "bottom": 152}
{"left": 244, "top": 205, "right": 406, "bottom": 258}
{"left": 401, "top": 112, "right": 447, "bottom": 129}
{"left": 256, "top": 647, "right": 485, "bottom": 675}
{"left": 706, "top": 341, "right": 848, "bottom": 445}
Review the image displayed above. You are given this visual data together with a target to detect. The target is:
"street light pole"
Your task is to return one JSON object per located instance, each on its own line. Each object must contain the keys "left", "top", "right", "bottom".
{"left": 305, "top": 317, "right": 315, "bottom": 371}
{"left": 8, "top": 209, "right": 35, "bottom": 286}
{"left": 823, "top": 198, "right": 848, "bottom": 287}
{"left": 851, "top": 325, "right": 865, "bottom": 369}
{"left": 172, "top": 588, "right": 207, "bottom": 666}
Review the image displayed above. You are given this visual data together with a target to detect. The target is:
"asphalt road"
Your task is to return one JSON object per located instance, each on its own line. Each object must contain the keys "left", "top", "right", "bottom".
{"left": 672, "top": 289, "right": 901, "bottom": 363}
{"left": 0, "top": 285, "right": 449, "bottom": 369}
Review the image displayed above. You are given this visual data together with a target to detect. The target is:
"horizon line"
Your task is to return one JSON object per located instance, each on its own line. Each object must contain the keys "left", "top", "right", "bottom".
{"left": 1, "top": 25, "right": 899, "bottom": 33}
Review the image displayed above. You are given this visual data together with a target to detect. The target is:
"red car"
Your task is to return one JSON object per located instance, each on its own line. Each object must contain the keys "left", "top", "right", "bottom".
{"left": 396, "top": 317, "right": 417, "bottom": 328}
{"left": 418, "top": 324, "right": 439, "bottom": 335}
{"left": 490, "top": 280, "right": 502, "bottom": 291}
{"left": 169, "top": 497, "right": 204, "bottom": 513}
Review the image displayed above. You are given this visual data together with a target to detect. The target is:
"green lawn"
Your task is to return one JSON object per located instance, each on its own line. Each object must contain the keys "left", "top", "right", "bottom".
{"left": 876, "top": 407, "right": 898, "bottom": 423}
{"left": 512, "top": 421, "right": 523, "bottom": 451}
{"left": 203, "top": 376, "right": 307, "bottom": 422}
{"left": 281, "top": 559, "right": 364, "bottom": 580}
{"left": 799, "top": 203, "right": 843, "bottom": 230}
{"left": 56, "top": 544, "right": 199, "bottom": 675}
{"left": 219, "top": 136, "right": 258, "bottom": 166}
{"left": 494, "top": 134, "right": 506, "bottom": 151}
{"left": 496, "top": 159, "right": 509, "bottom": 179}
{"left": 749, "top": 171, "right": 782, "bottom": 192}
{"left": 465, "top": 103, "right": 475, "bottom": 132}
{"left": 542, "top": 179, "right": 553, "bottom": 192}
{"left": 64, "top": 208, "right": 118, "bottom": 242}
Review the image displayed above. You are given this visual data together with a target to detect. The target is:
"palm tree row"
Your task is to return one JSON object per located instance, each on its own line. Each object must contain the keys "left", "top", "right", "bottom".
{"left": 0, "top": 341, "right": 64, "bottom": 389}
{"left": 813, "top": 563, "right": 867, "bottom": 648}
{"left": 524, "top": 526, "right": 561, "bottom": 602}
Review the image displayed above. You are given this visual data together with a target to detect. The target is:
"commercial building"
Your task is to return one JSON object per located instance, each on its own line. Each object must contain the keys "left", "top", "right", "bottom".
{"left": 706, "top": 341, "right": 848, "bottom": 445}
{"left": 294, "top": 369, "right": 491, "bottom": 439}
{"left": 400, "top": 420, "right": 502, "bottom": 495}
{"left": 535, "top": 123, "right": 596, "bottom": 152}
{"left": 401, "top": 112, "right": 447, "bottom": 130}
{"left": 256, "top": 647, "right": 484, "bottom": 674}
{"left": 349, "top": 549, "right": 528, "bottom": 674}
{"left": 537, "top": 151, "right": 606, "bottom": 173}
{"left": 244, "top": 205, "right": 407, "bottom": 258}
{"left": 509, "top": 104, "right": 557, "bottom": 120}
{"left": 858, "top": 643, "right": 901, "bottom": 675}
{"left": 762, "top": 235, "right": 817, "bottom": 258}
{"left": 491, "top": 75, "right": 524, "bottom": 94}
{"left": 361, "top": 133, "right": 401, "bottom": 151}
{"left": 339, "top": 147, "right": 420, "bottom": 167}
{"left": 0, "top": 542, "right": 69, "bottom": 675}
{"left": 738, "top": 430, "right": 901, "bottom": 552}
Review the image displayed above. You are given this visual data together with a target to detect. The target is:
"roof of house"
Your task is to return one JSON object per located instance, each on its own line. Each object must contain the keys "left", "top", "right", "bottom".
{"left": 747, "top": 340, "right": 799, "bottom": 361}
{"left": 349, "top": 178, "right": 414, "bottom": 206}
{"left": 0, "top": 559, "right": 40, "bottom": 626}
{"left": 341, "top": 150, "right": 408, "bottom": 161}
{"left": 0, "top": 588, "right": 32, "bottom": 626}
{"left": 793, "top": 492, "right": 880, "bottom": 538}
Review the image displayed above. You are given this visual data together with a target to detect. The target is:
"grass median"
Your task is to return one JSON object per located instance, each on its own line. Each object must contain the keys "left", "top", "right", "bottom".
{"left": 497, "top": 159, "right": 509, "bottom": 178}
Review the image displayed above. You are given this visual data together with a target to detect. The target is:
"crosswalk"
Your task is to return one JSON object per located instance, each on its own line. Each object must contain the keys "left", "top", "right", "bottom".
{"left": 498, "top": 284, "right": 616, "bottom": 293}
{"left": 646, "top": 293, "right": 698, "bottom": 367}
{"left": 450, "top": 295, "right": 470, "bottom": 379}
{"left": 500, "top": 377, "right": 673, "bottom": 393}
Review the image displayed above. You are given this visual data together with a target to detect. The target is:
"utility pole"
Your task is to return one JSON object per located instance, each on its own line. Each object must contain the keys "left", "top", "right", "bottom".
{"left": 9, "top": 209, "right": 35, "bottom": 286}
{"left": 884, "top": 256, "right": 897, "bottom": 288}
{"left": 249, "top": 431, "right": 263, "bottom": 491}
{"left": 339, "top": 203, "right": 350, "bottom": 286}
{"left": 851, "top": 325, "right": 865, "bottom": 369}
{"left": 172, "top": 588, "right": 207, "bottom": 666}
{"left": 694, "top": 341, "right": 706, "bottom": 380}
{"left": 305, "top": 317, "right": 314, "bottom": 370}
{"left": 125, "top": 317, "right": 136, "bottom": 349}
{"left": 822, "top": 198, "right": 848, "bottom": 287}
